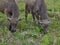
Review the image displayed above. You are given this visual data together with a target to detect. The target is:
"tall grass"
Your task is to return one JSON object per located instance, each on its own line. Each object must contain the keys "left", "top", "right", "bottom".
{"left": 0, "top": 0, "right": 60, "bottom": 45}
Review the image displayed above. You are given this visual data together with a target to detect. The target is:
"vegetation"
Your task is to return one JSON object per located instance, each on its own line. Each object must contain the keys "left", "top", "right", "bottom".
{"left": 0, "top": 0, "right": 60, "bottom": 45}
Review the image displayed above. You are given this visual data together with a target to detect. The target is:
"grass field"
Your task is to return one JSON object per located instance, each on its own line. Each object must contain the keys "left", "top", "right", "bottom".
{"left": 0, "top": 0, "right": 60, "bottom": 45}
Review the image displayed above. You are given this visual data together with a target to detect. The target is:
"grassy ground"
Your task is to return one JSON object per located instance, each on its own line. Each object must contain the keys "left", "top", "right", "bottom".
{"left": 0, "top": 0, "right": 60, "bottom": 45}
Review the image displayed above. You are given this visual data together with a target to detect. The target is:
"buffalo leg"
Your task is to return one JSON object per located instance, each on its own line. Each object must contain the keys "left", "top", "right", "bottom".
{"left": 25, "top": 4, "right": 30, "bottom": 23}
{"left": 35, "top": 14, "right": 40, "bottom": 24}
{"left": 25, "top": 10, "right": 29, "bottom": 23}
{"left": 4, "top": 9, "right": 12, "bottom": 18}
{"left": 32, "top": 12, "right": 36, "bottom": 24}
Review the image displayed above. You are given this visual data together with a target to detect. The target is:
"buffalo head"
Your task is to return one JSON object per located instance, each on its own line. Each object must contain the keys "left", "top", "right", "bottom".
{"left": 7, "top": 17, "right": 22, "bottom": 32}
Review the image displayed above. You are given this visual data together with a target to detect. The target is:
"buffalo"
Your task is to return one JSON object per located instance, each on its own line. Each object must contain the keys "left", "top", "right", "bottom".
{"left": 0, "top": 0, "right": 21, "bottom": 32}
{"left": 25, "top": 0, "right": 51, "bottom": 34}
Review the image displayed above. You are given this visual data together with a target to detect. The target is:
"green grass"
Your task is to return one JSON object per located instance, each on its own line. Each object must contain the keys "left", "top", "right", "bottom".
{"left": 0, "top": 0, "right": 60, "bottom": 45}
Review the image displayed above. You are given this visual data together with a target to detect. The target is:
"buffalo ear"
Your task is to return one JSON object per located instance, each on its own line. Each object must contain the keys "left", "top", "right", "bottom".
{"left": 7, "top": 17, "right": 12, "bottom": 21}
{"left": 48, "top": 18, "right": 54, "bottom": 21}
{"left": 40, "top": 21, "right": 51, "bottom": 24}
{"left": 18, "top": 18, "right": 24, "bottom": 21}
{"left": 40, "top": 18, "right": 54, "bottom": 24}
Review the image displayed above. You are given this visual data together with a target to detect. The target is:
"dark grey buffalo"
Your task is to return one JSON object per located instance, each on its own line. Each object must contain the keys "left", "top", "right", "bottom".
{"left": 25, "top": 0, "right": 51, "bottom": 34}
{"left": 0, "top": 0, "right": 21, "bottom": 32}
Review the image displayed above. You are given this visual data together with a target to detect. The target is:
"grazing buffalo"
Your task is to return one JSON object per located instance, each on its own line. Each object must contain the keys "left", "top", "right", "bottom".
{"left": 25, "top": 0, "right": 51, "bottom": 34}
{"left": 0, "top": 0, "right": 21, "bottom": 32}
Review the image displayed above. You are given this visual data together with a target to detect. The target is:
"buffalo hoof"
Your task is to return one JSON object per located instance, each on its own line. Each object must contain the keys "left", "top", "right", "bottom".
{"left": 40, "top": 29, "right": 48, "bottom": 34}
{"left": 25, "top": 20, "right": 28, "bottom": 24}
{"left": 9, "top": 29, "right": 16, "bottom": 33}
